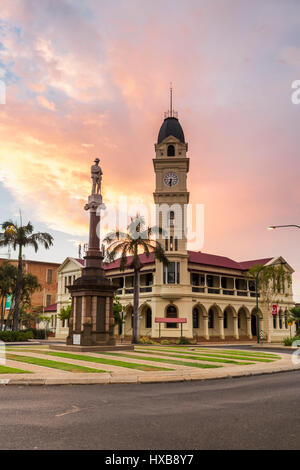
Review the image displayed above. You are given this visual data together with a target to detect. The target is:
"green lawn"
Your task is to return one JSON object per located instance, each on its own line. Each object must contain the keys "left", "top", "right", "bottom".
{"left": 136, "top": 347, "right": 277, "bottom": 363}
{"left": 134, "top": 349, "right": 255, "bottom": 365}
{"left": 11, "top": 351, "right": 174, "bottom": 372}
{"left": 95, "top": 352, "right": 222, "bottom": 369}
{"left": 192, "top": 348, "right": 280, "bottom": 359}
{"left": 7, "top": 354, "right": 108, "bottom": 373}
{"left": 0, "top": 364, "right": 31, "bottom": 374}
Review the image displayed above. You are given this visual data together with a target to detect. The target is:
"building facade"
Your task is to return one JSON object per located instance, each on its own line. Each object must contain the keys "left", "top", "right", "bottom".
{"left": 0, "top": 257, "right": 60, "bottom": 327}
{"left": 55, "top": 111, "right": 295, "bottom": 343}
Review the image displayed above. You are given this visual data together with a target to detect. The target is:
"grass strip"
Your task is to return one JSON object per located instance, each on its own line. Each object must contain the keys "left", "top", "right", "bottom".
{"left": 17, "top": 351, "right": 173, "bottom": 372}
{"left": 135, "top": 349, "right": 255, "bottom": 365}
{"left": 192, "top": 348, "right": 280, "bottom": 359}
{"left": 95, "top": 352, "right": 222, "bottom": 369}
{"left": 0, "top": 364, "right": 31, "bottom": 374}
{"left": 7, "top": 354, "right": 108, "bottom": 373}
{"left": 137, "top": 347, "right": 277, "bottom": 362}
{"left": 166, "top": 346, "right": 279, "bottom": 359}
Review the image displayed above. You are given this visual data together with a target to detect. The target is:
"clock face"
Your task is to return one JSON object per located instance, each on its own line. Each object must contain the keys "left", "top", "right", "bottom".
{"left": 164, "top": 172, "right": 179, "bottom": 187}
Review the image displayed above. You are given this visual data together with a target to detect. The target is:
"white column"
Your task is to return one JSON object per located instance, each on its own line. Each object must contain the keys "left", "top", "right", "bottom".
{"left": 233, "top": 316, "right": 239, "bottom": 340}
{"left": 203, "top": 316, "right": 209, "bottom": 340}
{"left": 246, "top": 316, "right": 252, "bottom": 339}
{"left": 219, "top": 316, "right": 225, "bottom": 340}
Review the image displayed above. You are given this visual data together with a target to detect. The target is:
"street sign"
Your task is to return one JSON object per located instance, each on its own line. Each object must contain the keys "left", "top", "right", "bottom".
{"left": 5, "top": 295, "right": 12, "bottom": 310}
{"left": 272, "top": 304, "right": 278, "bottom": 316}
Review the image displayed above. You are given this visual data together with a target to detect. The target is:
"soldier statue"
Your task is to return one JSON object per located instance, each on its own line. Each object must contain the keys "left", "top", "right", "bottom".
{"left": 91, "top": 158, "right": 103, "bottom": 195}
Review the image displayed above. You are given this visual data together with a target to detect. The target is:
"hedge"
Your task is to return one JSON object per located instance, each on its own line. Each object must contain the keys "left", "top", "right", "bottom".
{"left": 0, "top": 331, "right": 34, "bottom": 342}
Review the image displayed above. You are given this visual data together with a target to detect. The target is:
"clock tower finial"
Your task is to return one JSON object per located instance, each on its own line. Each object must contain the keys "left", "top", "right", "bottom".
{"left": 164, "top": 82, "right": 178, "bottom": 119}
{"left": 170, "top": 82, "right": 173, "bottom": 118}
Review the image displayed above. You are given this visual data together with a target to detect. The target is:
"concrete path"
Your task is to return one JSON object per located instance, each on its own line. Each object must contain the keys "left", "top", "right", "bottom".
{"left": 1, "top": 345, "right": 299, "bottom": 386}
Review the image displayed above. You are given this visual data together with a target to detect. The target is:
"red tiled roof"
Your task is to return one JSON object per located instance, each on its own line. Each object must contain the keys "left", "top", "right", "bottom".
{"left": 238, "top": 258, "right": 273, "bottom": 270}
{"left": 75, "top": 258, "right": 85, "bottom": 266}
{"left": 188, "top": 251, "right": 273, "bottom": 271}
{"left": 72, "top": 253, "right": 273, "bottom": 273}
{"left": 104, "top": 252, "right": 155, "bottom": 270}
{"left": 188, "top": 251, "right": 242, "bottom": 270}
{"left": 44, "top": 303, "right": 57, "bottom": 312}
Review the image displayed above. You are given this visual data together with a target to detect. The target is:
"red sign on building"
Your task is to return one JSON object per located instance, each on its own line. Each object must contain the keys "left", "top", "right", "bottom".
{"left": 272, "top": 304, "right": 278, "bottom": 316}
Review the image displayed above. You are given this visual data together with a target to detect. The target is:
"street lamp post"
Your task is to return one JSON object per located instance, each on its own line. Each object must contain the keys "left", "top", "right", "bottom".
{"left": 254, "top": 266, "right": 267, "bottom": 344}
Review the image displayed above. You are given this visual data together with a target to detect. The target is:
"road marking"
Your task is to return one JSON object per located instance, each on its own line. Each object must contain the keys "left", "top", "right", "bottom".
{"left": 55, "top": 405, "right": 83, "bottom": 417}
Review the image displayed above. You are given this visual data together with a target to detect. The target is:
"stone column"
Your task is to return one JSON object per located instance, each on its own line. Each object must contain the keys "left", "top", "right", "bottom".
{"left": 233, "top": 315, "right": 239, "bottom": 340}
{"left": 219, "top": 316, "right": 225, "bottom": 340}
{"left": 203, "top": 316, "right": 209, "bottom": 340}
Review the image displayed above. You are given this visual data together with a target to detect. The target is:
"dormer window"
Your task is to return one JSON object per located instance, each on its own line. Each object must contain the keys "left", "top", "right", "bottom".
{"left": 167, "top": 145, "right": 175, "bottom": 156}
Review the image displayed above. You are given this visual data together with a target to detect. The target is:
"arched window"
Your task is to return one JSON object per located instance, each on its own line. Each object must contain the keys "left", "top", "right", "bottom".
{"left": 146, "top": 308, "right": 152, "bottom": 329}
{"left": 273, "top": 315, "right": 277, "bottom": 329}
{"left": 279, "top": 310, "right": 283, "bottom": 329}
{"left": 208, "top": 308, "right": 214, "bottom": 329}
{"left": 167, "top": 145, "right": 175, "bottom": 156}
{"left": 238, "top": 312, "right": 241, "bottom": 329}
{"left": 166, "top": 305, "right": 177, "bottom": 329}
{"left": 168, "top": 211, "right": 175, "bottom": 227}
{"left": 193, "top": 308, "right": 199, "bottom": 329}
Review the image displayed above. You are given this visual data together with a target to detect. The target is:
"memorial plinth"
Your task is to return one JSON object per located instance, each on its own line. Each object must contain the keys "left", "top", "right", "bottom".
{"left": 51, "top": 159, "right": 133, "bottom": 352}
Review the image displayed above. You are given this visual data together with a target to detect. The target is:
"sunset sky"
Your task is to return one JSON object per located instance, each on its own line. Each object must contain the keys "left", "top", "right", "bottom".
{"left": 0, "top": 0, "right": 299, "bottom": 301}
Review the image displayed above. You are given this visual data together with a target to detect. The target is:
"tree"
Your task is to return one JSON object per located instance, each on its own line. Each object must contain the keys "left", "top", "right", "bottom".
{"left": 113, "top": 295, "right": 124, "bottom": 335}
{"left": 18, "top": 274, "right": 42, "bottom": 328}
{"left": 58, "top": 304, "right": 71, "bottom": 328}
{"left": 104, "top": 215, "right": 168, "bottom": 344}
{"left": 248, "top": 263, "right": 292, "bottom": 339}
{"left": 0, "top": 262, "right": 17, "bottom": 331}
{"left": 4, "top": 271, "right": 41, "bottom": 330}
{"left": 38, "top": 315, "right": 52, "bottom": 339}
{"left": 289, "top": 305, "right": 300, "bottom": 334}
{"left": 0, "top": 220, "right": 53, "bottom": 331}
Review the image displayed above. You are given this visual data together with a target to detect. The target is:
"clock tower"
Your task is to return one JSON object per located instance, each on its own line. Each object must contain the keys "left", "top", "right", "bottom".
{"left": 153, "top": 88, "right": 190, "bottom": 291}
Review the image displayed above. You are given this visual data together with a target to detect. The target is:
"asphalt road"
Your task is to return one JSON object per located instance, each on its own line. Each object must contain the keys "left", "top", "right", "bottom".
{"left": 0, "top": 371, "right": 299, "bottom": 450}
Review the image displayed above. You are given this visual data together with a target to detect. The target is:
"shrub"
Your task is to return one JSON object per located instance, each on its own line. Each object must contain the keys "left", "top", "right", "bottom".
{"left": 283, "top": 337, "right": 294, "bottom": 346}
{"left": 176, "top": 337, "right": 191, "bottom": 345}
{"left": 161, "top": 340, "right": 170, "bottom": 345}
{"left": 0, "top": 330, "right": 34, "bottom": 342}
{"left": 283, "top": 335, "right": 300, "bottom": 347}
{"left": 23, "top": 328, "right": 46, "bottom": 339}
{"left": 139, "top": 336, "right": 155, "bottom": 344}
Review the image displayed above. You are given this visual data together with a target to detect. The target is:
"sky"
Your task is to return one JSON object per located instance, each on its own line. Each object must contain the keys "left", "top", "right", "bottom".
{"left": 0, "top": 0, "right": 299, "bottom": 300}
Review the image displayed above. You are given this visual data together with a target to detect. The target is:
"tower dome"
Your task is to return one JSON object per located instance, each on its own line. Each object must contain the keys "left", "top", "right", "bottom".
{"left": 157, "top": 116, "right": 185, "bottom": 144}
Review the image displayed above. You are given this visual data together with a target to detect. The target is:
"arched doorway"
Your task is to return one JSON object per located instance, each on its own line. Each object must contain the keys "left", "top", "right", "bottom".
{"left": 208, "top": 305, "right": 222, "bottom": 338}
{"left": 223, "top": 306, "right": 236, "bottom": 337}
{"left": 238, "top": 307, "right": 248, "bottom": 337}
{"left": 124, "top": 305, "right": 133, "bottom": 338}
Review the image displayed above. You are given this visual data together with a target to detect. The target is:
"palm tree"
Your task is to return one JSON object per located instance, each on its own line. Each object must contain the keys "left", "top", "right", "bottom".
{"left": 289, "top": 306, "right": 300, "bottom": 334}
{"left": 104, "top": 215, "right": 169, "bottom": 344}
{"left": 0, "top": 220, "right": 53, "bottom": 330}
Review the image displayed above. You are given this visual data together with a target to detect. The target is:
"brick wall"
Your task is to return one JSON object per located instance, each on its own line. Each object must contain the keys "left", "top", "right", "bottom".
{"left": 0, "top": 258, "right": 60, "bottom": 311}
